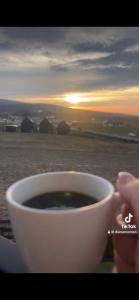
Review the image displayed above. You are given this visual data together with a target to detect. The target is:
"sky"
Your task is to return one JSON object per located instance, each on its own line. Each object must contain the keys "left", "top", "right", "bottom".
{"left": 0, "top": 27, "right": 139, "bottom": 115}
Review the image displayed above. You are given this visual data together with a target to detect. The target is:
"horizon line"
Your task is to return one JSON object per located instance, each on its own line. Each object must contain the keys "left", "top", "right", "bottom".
{"left": 0, "top": 98, "right": 139, "bottom": 118}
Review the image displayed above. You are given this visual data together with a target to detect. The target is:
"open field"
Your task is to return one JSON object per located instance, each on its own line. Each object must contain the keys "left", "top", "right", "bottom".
{"left": 71, "top": 122, "right": 139, "bottom": 142}
{"left": 89, "top": 126, "right": 139, "bottom": 136}
{"left": 0, "top": 132, "right": 139, "bottom": 241}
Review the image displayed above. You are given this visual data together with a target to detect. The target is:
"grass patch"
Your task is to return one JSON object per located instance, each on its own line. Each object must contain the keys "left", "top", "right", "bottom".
{"left": 90, "top": 126, "right": 139, "bottom": 136}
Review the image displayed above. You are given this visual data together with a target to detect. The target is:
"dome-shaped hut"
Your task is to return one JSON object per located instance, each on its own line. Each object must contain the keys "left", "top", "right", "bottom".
{"left": 21, "top": 117, "right": 34, "bottom": 133}
{"left": 39, "top": 118, "right": 54, "bottom": 134}
{"left": 57, "top": 120, "right": 70, "bottom": 135}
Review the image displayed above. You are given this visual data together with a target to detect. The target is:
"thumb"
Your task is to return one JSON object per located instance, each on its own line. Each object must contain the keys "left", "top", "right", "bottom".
{"left": 116, "top": 171, "right": 136, "bottom": 190}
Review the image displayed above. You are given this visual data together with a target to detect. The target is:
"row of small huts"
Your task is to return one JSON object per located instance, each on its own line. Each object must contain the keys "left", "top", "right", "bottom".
{"left": 5, "top": 117, "right": 70, "bottom": 135}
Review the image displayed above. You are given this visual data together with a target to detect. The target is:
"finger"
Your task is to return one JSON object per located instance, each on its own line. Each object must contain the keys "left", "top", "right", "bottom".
{"left": 121, "top": 203, "right": 136, "bottom": 225}
{"left": 113, "top": 231, "right": 137, "bottom": 266}
{"left": 114, "top": 171, "right": 138, "bottom": 273}
{"left": 116, "top": 171, "right": 136, "bottom": 191}
{"left": 113, "top": 207, "right": 137, "bottom": 269}
{"left": 118, "top": 179, "right": 139, "bottom": 230}
{"left": 113, "top": 248, "right": 135, "bottom": 273}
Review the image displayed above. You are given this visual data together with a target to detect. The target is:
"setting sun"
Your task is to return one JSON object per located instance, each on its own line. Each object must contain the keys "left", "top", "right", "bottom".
{"left": 64, "top": 94, "right": 83, "bottom": 104}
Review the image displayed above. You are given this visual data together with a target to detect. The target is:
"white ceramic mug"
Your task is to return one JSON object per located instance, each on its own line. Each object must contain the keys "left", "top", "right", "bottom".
{"left": 6, "top": 171, "right": 115, "bottom": 273}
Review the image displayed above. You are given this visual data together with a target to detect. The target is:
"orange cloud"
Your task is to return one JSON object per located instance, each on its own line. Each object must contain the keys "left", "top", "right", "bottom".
{"left": 70, "top": 105, "right": 139, "bottom": 116}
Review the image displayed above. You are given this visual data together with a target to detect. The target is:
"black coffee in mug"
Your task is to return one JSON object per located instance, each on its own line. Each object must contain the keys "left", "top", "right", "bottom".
{"left": 22, "top": 191, "right": 98, "bottom": 210}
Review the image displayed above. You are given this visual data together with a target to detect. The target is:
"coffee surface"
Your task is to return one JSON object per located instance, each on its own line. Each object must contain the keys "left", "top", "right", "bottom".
{"left": 22, "top": 191, "right": 98, "bottom": 210}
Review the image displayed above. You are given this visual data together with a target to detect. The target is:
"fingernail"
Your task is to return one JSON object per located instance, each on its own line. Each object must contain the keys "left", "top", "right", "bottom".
{"left": 118, "top": 172, "right": 132, "bottom": 184}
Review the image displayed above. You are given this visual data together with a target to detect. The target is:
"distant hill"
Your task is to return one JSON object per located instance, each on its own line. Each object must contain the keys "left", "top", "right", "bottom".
{"left": 0, "top": 99, "right": 138, "bottom": 122}
{"left": 0, "top": 99, "right": 57, "bottom": 112}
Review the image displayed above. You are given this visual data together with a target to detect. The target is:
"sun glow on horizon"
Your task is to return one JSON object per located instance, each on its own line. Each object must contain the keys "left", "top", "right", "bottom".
{"left": 69, "top": 104, "right": 139, "bottom": 116}
{"left": 64, "top": 94, "right": 85, "bottom": 104}
{"left": 11, "top": 85, "right": 139, "bottom": 116}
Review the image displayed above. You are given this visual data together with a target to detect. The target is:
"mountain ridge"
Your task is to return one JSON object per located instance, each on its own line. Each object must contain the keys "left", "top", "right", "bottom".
{"left": 0, "top": 99, "right": 138, "bottom": 121}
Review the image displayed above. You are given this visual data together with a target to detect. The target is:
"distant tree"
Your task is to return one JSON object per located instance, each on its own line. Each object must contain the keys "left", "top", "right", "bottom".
{"left": 57, "top": 120, "right": 70, "bottom": 135}
{"left": 39, "top": 118, "right": 54, "bottom": 133}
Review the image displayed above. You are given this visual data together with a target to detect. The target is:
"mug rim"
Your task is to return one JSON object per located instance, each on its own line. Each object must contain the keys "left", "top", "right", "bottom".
{"left": 6, "top": 171, "right": 114, "bottom": 215}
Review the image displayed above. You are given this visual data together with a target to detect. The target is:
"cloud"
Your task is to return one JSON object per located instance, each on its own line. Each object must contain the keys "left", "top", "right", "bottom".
{"left": 50, "top": 64, "right": 69, "bottom": 72}
{"left": 0, "top": 27, "right": 139, "bottom": 106}
{"left": 66, "top": 27, "right": 134, "bottom": 46}
{"left": 74, "top": 50, "right": 139, "bottom": 68}
{"left": 0, "top": 27, "right": 66, "bottom": 45}
{"left": 71, "top": 37, "right": 137, "bottom": 53}
{"left": 125, "top": 43, "right": 139, "bottom": 53}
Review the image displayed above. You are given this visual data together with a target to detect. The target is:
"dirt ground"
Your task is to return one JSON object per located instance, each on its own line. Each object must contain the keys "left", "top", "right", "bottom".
{"left": 0, "top": 132, "right": 139, "bottom": 239}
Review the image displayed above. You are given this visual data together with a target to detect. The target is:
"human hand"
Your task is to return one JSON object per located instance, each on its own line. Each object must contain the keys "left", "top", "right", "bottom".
{"left": 113, "top": 171, "right": 139, "bottom": 273}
